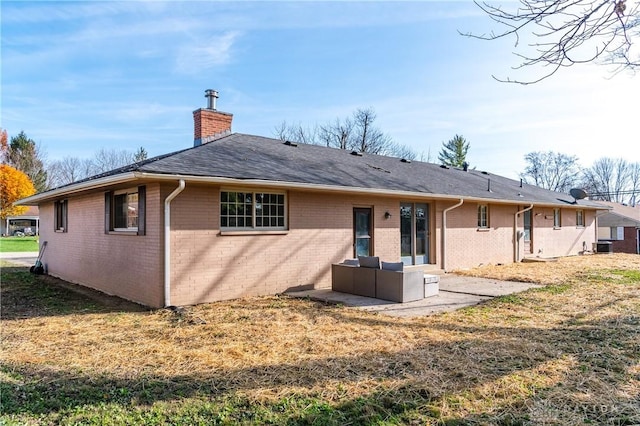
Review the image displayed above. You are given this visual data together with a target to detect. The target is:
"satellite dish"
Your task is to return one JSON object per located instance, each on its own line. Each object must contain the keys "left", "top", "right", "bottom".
{"left": 570, "top": 188, "right": 588, "bottom": 200}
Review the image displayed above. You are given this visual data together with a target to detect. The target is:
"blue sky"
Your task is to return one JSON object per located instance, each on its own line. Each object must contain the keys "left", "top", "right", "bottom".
{"left": 2, "top": 1, "right": 638, "bottom": 180}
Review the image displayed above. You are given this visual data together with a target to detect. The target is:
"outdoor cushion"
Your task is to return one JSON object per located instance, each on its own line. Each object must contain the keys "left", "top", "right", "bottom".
{"left": 381, "top": 261, "right": 403, "bottom": 271}
{"left": 342, "top": 258, "right": 360, "bottom": 266}
{"left": 358, "top": 256, "right": 380, "bottom": 269}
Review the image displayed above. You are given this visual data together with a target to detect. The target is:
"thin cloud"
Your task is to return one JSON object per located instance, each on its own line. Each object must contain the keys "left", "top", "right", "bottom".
{"left": 175, "top": 31, "right": 241, "bottom": 73}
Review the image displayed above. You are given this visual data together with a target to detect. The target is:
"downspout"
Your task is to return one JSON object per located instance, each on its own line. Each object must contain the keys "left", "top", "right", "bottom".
{"left": 514, "top": 204, "right": 533, "bottom": 262}
{"left": 164, "top": 179, "right": 185, "bottom": 307}
{"left": 594, "top": 209, "right": 608, "bottom": 253}
{"left": 441, "top": 199, "right": 464, "bottom": 272}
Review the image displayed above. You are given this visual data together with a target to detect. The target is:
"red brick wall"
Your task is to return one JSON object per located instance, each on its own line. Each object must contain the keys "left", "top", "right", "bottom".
{"left": 193, "top": 109, "right": 232, "bottom": 142}
{"left": 611, "top": 227, "right": 639, "bottom": 253}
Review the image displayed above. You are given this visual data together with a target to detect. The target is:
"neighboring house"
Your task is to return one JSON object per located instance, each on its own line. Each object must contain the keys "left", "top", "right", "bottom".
{"left": 2, "top": 206, "right": 39, "bottom": 236}
{"left": 17, "top": 91, "right": 607, "bottom": 308}
{"left": 596, "top": 201, "right": 640, "bottom": 254}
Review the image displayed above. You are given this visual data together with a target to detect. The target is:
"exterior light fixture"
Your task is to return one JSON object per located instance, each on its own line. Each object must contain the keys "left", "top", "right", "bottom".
{"left": 384, "top": 211, "right": 392, "bottom": 219}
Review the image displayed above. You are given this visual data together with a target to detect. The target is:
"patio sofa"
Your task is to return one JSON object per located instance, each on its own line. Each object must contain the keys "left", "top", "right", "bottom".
{"left": 331, "top": 256, "right": 437, "bottom": 303}
{"left": 331, "top": 257, "right": 377, "bottom": 297}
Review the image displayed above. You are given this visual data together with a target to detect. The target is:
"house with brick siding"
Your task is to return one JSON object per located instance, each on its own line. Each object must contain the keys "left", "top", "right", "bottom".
{"left": 596, "top": 201, "right": 640, "bottom": 254}
{"left": 17, "top": 91, "right": 607, "bottom": 308}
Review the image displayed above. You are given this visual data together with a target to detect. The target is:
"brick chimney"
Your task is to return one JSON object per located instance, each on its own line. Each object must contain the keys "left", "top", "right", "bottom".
{"left": 193, "top": 89, "right": 233, "bottom": 146}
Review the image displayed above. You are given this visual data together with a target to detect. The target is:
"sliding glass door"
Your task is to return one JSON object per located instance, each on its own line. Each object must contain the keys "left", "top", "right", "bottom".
{"left": 400, "top": 203, "right": 429, "bottom": 265}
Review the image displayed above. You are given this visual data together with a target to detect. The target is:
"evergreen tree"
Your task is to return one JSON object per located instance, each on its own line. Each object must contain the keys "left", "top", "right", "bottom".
{"left": 438, "top": 134, "right": 469, "bottom": 168}
{"left": 133, "top": 146, "right": 148, "bottom": 162}
{"left": 4, "top": 131, "right": 48, "bottom": 193}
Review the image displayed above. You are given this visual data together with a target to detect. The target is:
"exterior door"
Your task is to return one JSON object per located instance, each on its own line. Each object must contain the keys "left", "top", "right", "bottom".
{"left": 354, "top": 208, "right": 372, "bottom": 257}
{"left": 523, "top": 209, "right": 532, "bottom": 254}
{"left": 400, "top": 203, "right": 429, "bottom": 265}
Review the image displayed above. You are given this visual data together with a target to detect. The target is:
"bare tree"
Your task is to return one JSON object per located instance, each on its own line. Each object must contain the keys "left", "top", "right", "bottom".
{"left": 93, "top": 148, "right": 136, "bottom": 174}
{"left": 47, "top": 157, "right": 95, "bottom": 188}
{"left": 351, "top": 108, "right": 395, "bottom": 155}
{"left": 629, "top": 162, "right": 640, "bottom": 204}
{"left": 387, "top": 142, "right": 417, "bottom": 161}
{"left": 318, "top": 117, "right": 354, "bottom": 150}
{"left": 418, "top": 147, "right": 433, "bottom": 163}
{"left": 273, "top": 121, "right": 319, "bottom": 145}
{"left": 521, "top": 151, "right": 580, "bottom": 193}
{"left": 45, "top": 147, "right": 146, "bottom": 188}
{"left": 273, "top": 108, "right": 415, "bottom": 158}
{"left": 465, "top": 0, "right": 640, "bottom": 83}
{"left": 581, "top": 157, "right": 637, "bottom": 202}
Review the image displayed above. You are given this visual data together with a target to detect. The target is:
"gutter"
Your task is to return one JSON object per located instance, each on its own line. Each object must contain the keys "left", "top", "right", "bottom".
{"left": 514, "top": 204, "right": 534, "bottom": 262}
{"left": 135, "top": 172, "right": 586, "bottom": 208}
{"left": 441, "top": 199, "right": 464, "bottom": 271}
{"left": 17, "top": 169, "right": 608, "bottom": 210}
{"left": 16, "top": 173, "right": 138, "bottom": 205}
{"left": 164, "top": 179, "right": 185, "bottom": 307}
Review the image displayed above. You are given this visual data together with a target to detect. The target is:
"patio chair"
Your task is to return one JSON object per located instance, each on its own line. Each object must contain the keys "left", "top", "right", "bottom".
{"left": 375, "top": 261, "right": 424, "bottom": 303}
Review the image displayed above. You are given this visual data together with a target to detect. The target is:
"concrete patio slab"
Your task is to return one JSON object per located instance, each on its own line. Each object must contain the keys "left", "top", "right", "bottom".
{"left": 286, "top": 273, "right": 542, "bottom": 318}
{"left": 438, "top": 274, "right": 542, "bottom": 297}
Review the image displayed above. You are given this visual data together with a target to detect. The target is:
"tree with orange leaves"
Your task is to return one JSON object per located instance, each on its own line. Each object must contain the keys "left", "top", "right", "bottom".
{"left": 0, "top": 164, "right": 36, "bottom": 220}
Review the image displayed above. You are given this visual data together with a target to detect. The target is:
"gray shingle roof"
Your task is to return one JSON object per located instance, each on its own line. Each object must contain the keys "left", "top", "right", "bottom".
{"left": 127, "top": 133, "right": 601, "bottom": 207}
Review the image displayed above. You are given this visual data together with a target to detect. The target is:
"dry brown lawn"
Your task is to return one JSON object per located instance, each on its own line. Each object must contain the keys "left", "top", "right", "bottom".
{"left": 1, "top": 254, "right": 639, "bottom": 425}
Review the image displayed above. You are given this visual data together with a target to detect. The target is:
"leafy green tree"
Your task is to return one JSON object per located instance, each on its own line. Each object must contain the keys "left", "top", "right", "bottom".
{"left": 438, "top": 134, "right": 469, "bottom": 168}
{"left": 4, "top": 131, "right": 48, "bottom": 193}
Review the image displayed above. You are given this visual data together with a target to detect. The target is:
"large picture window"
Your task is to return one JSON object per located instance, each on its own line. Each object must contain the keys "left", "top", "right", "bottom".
{"left": 105, "top": 186, "right": 146, "bottom": 235}
{"left": 221, "top": 191, "right": 286, "bottom": 230}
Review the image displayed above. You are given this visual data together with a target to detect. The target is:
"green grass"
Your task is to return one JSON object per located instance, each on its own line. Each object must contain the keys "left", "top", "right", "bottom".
{"left": 0, "top": 236, "right": 39, "bottom": 252}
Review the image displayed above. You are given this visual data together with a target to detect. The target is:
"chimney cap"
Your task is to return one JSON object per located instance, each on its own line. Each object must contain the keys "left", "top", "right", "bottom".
{"left": 205, "top": 89, "right": 219, "bottom": 110}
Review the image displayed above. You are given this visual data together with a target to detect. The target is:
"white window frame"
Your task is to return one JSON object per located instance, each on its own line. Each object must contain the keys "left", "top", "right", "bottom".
{"left": 220, "top": 189, "right": 287, "bottom": 232}
{"left": 477, "top": 204, "right": 489, "bottom": 229}
{"left": 610, "top": 226, "right": 624, "bottom": 240}
{"left": 576, "top": 210, "right": 584, "bottom": 227}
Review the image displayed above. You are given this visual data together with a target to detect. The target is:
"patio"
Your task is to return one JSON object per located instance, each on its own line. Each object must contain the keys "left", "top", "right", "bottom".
{"left": 286, "top": 274, "right": 542, "bottom": 318}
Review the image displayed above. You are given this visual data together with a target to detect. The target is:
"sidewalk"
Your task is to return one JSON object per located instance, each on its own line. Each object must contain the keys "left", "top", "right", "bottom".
{"left": 0, "top": 252, "right": 39, "bottom": 267}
